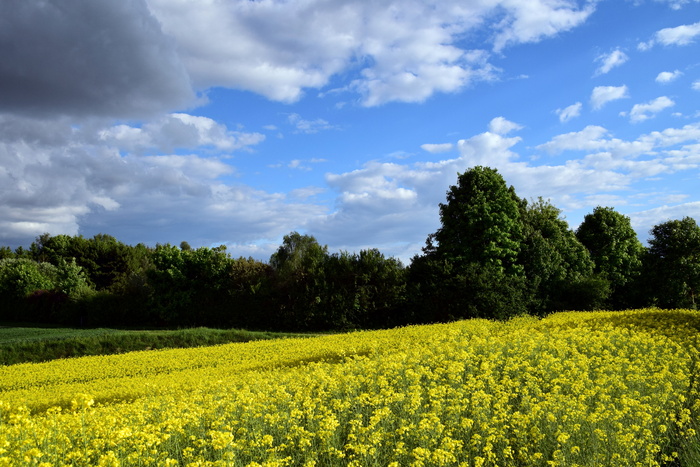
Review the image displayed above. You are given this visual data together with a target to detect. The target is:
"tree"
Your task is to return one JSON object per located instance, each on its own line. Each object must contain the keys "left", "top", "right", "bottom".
{"left": 428, "top": 166, "right": 524, "bottom": 275}
{"left": 575, "top": 207, "right": 644, "bottom": 308}
{"left": 270, "top": 232, "right": 328, "bottom": 273}
{"left": 225, "top": 257, "right": 274, "bottom": 329}
{"left": 0, "top": 246, "right": 15, "bottom": 260}
{"left": 411, "top": 166, "right": 528, "bottom": 321}
{"left": 0, "top": 258, "right": 56, "bottom": 301}
{"left": 0, "top": 257, "right": 94, "bottom": 323}
{"left": 29, "top": 233, "right": 140, "bottom": 291}
{"left": 270, "top": 232, "right": 329, "bottom": 330}
{"left": 644, "top": 217, "right": 700, "bottom": 309}
{"left": 520, "top": 198, "right": 608, "bottom": 314}
{"left": 147, "top": 244, "right": 234, "bottom": 326}
{"left": 324, "top": 249, "right": 406, "bottom": 329}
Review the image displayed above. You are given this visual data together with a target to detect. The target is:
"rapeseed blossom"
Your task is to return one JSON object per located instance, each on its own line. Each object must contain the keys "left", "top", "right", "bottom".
{"left": 0, "top": 308, "right": 699, "bottom": 466}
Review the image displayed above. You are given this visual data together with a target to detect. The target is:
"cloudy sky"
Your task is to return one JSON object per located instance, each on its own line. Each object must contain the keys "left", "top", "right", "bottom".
{"left": 1, "top": 0, "right": 699, "bottom": 263}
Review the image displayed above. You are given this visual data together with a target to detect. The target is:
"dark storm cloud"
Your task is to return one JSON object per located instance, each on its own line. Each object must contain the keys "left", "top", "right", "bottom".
{"left": 0, "top": 0, "right": 194, "bottom": 118}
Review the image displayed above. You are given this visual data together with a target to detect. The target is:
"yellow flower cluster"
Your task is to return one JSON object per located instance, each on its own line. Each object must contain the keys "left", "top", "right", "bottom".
{"left": 1, "top": 309, "right": 699, "bottom": 466}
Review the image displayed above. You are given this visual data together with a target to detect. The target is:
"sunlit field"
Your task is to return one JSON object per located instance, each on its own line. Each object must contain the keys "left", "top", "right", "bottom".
{"left": 1, "top": 309, "right": 699, "bottom": 466}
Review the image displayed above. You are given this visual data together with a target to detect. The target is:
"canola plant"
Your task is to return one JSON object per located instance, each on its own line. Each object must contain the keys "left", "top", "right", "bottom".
{"left": 1, "top": 309, "right": 699, "bottom": 466}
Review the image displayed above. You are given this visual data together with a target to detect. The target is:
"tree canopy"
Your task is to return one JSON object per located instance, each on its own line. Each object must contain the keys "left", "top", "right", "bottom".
{"left": 644, "top": 217, "right": 700, "bottom": 309}
{"left": 429, "top": 166, "right": 524, "bottom": 275}
{"left": 520, "top": 198, "right": 607, "bottom": 314}
{"left": 575, "top": 206, "right": 644, "bottom": 308}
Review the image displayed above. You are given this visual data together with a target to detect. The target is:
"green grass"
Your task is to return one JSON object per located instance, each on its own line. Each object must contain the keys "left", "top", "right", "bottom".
{"left": 0, "top": 324, "right": 311, "bottom": 366}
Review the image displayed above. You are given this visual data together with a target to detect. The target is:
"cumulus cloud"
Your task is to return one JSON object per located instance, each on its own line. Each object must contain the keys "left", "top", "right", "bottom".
{"left": 594, "top": 48, "right": 629, "bottom": 76}
{"left": 0, "top": 0, "right": 601, "bottom": 112}
{"left": 629, "top": 201, "right": 700, "bottom": 239}
{"left": 656, "top": 70, "right": 684, "bottom": 83}
{"left": 0, "top": 114, "right": 323, "bottom": 248}
{"left": 421, "top": 143, "right": 454, "bottom": 154}
{"left": 145, "top": 0, "right": 597, "bottom": 106}
{"left": 590, "top": 85, "right": 630, "bottom": 110}
{"left": 490, "top": 0, "right": 597, "bottom": 51}
{"left": 623, "top": 96, "right": 675, "bottom": 123}
{"left": 488, "top": 117, "right": 523, "bottom": 135}
{"left": 638, "top": 21, "right": 700, "bottom": 50}
{"left": 99, "top": 114, "right": 265, "bottom": 154}
{"left": 556, "top": 102, "right": 583, "bottom": 122}
{"left": 693, "top": 80, "right": 700, "bottom": 91}
{"left": 0, "top": 0, "right": 194, "bottom": 119}
{"left": 537, "top": 126, "right": 614, "bottom": 155}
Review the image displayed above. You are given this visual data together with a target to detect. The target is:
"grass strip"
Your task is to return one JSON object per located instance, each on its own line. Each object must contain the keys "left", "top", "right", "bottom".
{"left": 0, "top": 325, "right": 309, "bottom": 366}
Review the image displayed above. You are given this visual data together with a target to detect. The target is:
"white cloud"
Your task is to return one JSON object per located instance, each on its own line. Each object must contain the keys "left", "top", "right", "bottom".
{"left": 99, "top": 114, "right": 265, "bottom": 154}
{"left": 655, "top": 21, "right": 700, "bottom": 45}
{"left": 693, "top": 80, "right": 700, "bottom": 91}
{"left": 456, "top": 132, "right": 523, "bottom": 167}
{"left": 421, "top": 143, "right": 454, "bottom": 154}
{"left": 625, "top": 96, "right": 675, "bottom": 123}
{"left": 556, "top": 102, "right": 583, "bottom": 122}
{"left": 537, "top": 123, "right": 700, "bottom": 158}
{"left": 488, "top": 117, "right": 523, "bottom": 135}
{"left": 0, "top": 114, "right": 323, "bottom": 248}
{"left": 639, "top": 122, "right": 700, "bottom": 147}
{"left": 656, "top": 70, "right": 683, "bottom": 83}
{"left": 594, "top": 48, "right": 629, "bottom": 76}
{"left": 537, "top": 126, "right": 612, "bottom": 154}
{"left": 590, "top": 85, "right": 630, "bottom": 110}
{"left": 629, "top": 201, "right": 700, "bottom": 239}
{"left": 144, "top": 0, "right": 598, "bottom": 106}
{"left": 638, "top": 21, "right": 700, "bottom": 50}
{"left": 286, "top": 158, "right": 326, "bottom": 171}
{"left": 288, "top": 114, "right": 335, "bottom": 134}
{"left": 490, "top": 0, "right": 597, "bottom": 52}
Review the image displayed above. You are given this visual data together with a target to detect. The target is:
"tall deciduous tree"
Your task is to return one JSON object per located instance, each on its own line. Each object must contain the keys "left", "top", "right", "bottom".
{"left": 520, "top": 198, "right": 608, "bottom": 314}
{"left": 429, "top": 166, "right": 524, "bottom": 275}
{"left": 148, "top": 244, "right": 233, "bottom": 326}
{"left": 324, "top": 249, "right": 406, "bottom": 329}
{"left": 270, "top": 232, "right": 329, "bottom": 330}
{"left": 575, "top": 206, "right": 644, "bottom": 308}
{"left": 644, "top": 217, "right": 700, "bottom": 309}
{"left": 412, "top": 166, "right": 528, "bottom": 321}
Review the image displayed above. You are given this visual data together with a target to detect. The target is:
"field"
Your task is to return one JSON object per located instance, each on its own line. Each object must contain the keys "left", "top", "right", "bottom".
{"left": 1, "top": 309, "right": 700, "bottom": 466}
{"left": 0, "top": 326, "right": 308, "bottom": 366}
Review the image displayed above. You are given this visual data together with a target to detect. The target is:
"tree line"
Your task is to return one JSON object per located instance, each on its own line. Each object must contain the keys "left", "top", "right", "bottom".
{"left": 1, "top": 166, "right": 698, "bottom": 330}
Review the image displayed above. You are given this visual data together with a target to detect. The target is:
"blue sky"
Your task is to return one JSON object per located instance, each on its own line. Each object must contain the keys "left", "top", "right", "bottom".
{"left": 1, "top": 0, "right": 699, "bottom": 263}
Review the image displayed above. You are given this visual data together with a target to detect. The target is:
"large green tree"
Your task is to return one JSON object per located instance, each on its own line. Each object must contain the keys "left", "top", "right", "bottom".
{"left": 147, "top": 244, "right": 234, "bottom": 326}
{"left": 412, "top": 166, "right": 528, "bottom": 321}
{"left": 324, "top": 249, "right": 406, "bottom": 329}
{"left": 270, "top": 232, "right": 329, "bottom": 330}
{"left": 520, "top": 198, "right": 608, "bottom": 314}
{"left": 575, "top": 206, "right": 644, "bottom": 308}
{"left": 29, "top": 233, "right": 145, "bottom": 291}
{"left": 0, "top": 257, "right": 93, "bottom": 323}
{"left": 644, "top": 217, "right": 700, "bottom": 309}
{"left": 428, "top": 166, "right": 524, "bottom": 275}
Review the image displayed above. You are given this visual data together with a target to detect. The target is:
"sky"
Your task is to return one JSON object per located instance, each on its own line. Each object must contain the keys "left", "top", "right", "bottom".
{"left": 1, "top": 0, "right": 699, "bottom": 264}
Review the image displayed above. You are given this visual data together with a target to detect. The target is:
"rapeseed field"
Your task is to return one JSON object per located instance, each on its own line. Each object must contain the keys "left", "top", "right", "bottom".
{"left": 1, "top": 308, "right": 699, "bottom": 466}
